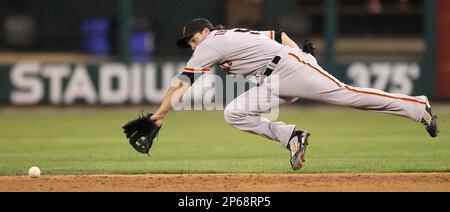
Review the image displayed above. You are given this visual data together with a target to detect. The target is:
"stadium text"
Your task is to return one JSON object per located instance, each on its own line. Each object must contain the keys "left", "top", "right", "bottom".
{"left": 9, "top": 61, "right": 184, "bottom": 105}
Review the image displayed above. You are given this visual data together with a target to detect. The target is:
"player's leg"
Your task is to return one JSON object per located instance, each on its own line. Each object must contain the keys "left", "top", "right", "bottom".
{"left": 224, "top": 83, "right": 295, "bottom": 148}
{"left": 223, "top": 83, "right": 310, "bottom": 170}
{"left": 277, "top": 51, "right": 438, "bottom": 137}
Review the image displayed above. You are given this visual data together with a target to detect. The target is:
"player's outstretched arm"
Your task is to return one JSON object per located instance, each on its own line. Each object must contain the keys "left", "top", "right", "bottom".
{"left": 151, "top": 79, "right": 190, "bottom": 125}
{"left": 281, "top": 32, "right": 300, "bottom": 49}
{"left": 282, "top": 32, "right": 316, "bottom": 56}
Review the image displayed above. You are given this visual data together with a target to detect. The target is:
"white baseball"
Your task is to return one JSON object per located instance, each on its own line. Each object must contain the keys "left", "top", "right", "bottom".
{"left": 28, "top": 166, "right": 41, "bottom": 178}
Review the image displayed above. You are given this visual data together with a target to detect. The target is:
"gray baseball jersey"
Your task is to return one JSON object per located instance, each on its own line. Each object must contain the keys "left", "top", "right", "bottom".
{"left": 181, "top": 29, "right": 282, "bottom": 77}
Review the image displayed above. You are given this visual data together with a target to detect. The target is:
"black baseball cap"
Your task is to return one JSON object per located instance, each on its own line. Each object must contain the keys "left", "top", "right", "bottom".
{"left": 176, "top": 18, "right": 215, "bottom": 49}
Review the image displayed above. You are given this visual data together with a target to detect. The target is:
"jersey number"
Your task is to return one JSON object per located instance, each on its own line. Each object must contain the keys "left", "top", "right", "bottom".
{"left": 215, "top": 28, "right": 260, "bottom": 36}
{"left": 234, "top": 28, "right": 260, "bottom": 35}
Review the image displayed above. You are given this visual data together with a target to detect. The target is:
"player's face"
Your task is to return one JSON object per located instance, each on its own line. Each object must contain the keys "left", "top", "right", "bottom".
{"left": 189, "top": 28, "right": 210, "bottom": 51}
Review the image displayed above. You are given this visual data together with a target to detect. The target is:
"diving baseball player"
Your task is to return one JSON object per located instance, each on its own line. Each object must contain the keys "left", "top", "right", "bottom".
{"left": 149, "top": 18, "right": 439, "bottom": 171}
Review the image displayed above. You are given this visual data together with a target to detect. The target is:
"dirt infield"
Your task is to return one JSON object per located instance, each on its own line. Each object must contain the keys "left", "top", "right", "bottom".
{"left": 1, "top": 173, "right": 449, "bottom": 192}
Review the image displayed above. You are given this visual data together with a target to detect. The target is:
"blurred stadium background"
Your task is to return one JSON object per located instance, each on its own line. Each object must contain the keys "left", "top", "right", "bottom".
{"left": 0, "top": 0, "right": 449, "bottom": 178}
{"left": 0, "top": 0, "right": 449, "bottom": 105}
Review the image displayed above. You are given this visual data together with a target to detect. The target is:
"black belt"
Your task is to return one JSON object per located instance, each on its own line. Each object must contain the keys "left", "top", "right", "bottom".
{"left": 263, "top": 56, "right": 281, "bottom": 76}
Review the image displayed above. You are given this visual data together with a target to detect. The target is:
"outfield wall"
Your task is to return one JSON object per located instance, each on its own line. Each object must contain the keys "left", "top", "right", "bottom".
{"left": 0, "top": 60, "right": 431, "bottom": 105}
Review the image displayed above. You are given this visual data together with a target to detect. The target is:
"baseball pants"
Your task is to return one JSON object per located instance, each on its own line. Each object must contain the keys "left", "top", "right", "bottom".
{"left": 224, "top": 48, "right": 428, "bottom": 148}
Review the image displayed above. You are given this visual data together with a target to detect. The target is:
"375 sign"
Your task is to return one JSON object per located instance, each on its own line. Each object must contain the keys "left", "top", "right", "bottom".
{"left": 346, "top": 62, "right": 420, "bottom": 96}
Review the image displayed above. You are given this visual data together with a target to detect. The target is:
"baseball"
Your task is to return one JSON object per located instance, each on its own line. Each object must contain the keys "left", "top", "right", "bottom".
{"left": 28, "top": 166, "right": 41, "bottom": 178}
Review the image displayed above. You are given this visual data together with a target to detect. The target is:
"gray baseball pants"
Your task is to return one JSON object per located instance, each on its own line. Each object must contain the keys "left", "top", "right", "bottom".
{"left": 224, "top": 48, "right": 428, "bottom": 148}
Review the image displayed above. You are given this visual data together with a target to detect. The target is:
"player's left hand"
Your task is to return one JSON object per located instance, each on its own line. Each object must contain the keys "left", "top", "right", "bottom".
{"left": 301, "top": 40, "right": 316, "bottom": 56}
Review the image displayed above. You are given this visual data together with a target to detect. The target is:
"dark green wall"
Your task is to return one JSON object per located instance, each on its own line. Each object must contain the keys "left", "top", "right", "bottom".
{"left": 133, "top": 0, "right": 223, "bottom": 56}
{"left": 0, "top": 0, "right": 222, "bottom": 55}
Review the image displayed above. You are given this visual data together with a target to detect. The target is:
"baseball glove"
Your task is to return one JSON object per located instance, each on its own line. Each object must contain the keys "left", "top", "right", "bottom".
{"left": 301, "top": 40, "right": 316, "bottom": 56}
{"left": 122, "top": 112, "right": 161, "bottom": 156}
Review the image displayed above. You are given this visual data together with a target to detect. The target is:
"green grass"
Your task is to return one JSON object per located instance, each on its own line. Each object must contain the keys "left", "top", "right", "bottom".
{"left": 0, "top": 106, "right": 449, "bottom": 175}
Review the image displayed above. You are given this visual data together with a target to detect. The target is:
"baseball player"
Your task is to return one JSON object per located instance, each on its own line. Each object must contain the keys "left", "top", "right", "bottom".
{"left": 150, "top": 18, "right": 439, "bottom": 171}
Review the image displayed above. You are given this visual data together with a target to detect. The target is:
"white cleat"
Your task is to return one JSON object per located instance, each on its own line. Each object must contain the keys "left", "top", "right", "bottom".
{"left": 422, "top": 103, "right": 439, "bottom": 138}
{"left": 288, "top": 131, "right": 310, "bottom": 171}
{"left": 418, "top": 96, "right": 438, "bottom": 138}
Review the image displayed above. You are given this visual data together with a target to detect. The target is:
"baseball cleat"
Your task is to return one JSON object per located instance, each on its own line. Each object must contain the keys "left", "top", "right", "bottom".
{"left": 421, "top": 102, "right": 439, "bottom": 138}
{"left": 288, "top": 131, "right": 310, "bottom": 171}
